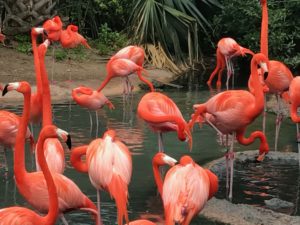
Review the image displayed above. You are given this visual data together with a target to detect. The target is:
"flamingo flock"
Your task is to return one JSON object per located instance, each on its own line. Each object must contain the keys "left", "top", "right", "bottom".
{"left": 0, "top": 0, "right": 299, "bottom": 224}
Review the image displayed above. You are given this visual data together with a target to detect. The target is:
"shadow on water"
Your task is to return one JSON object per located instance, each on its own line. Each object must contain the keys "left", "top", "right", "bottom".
{"left": 1, "top": 83, "right": 299, "bottom": 223}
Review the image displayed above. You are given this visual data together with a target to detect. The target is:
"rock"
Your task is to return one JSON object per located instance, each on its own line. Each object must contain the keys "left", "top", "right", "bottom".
{"left": 264, "top": 198, "right": 294, "bottom": 210}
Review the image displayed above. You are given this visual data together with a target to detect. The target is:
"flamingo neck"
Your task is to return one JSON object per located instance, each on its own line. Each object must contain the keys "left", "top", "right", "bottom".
{"left": 31, "top": 34, "right": 43, "bottom": 96}
{"left": 70, "top": 145, "right": 88, "bottom": 173}
{"left": 250, "top": 60, "right": 264, "bottom": 115}
{"left": 39, "top": 47, "right": 53, "bottom": 126}
{"left": 136, "top": 70, "right": 154, "bottom": 92}
{"left": 14, "top": 90, "right": 31, "bottom": 179}
{"left": 152, "top": 161, "right": 163, "bottom": 196}
{"left": 261, "top": 1, "right": 268, "bottom": 58}
{"left": 37, "top": 132, "right": 58, "bottom": 224}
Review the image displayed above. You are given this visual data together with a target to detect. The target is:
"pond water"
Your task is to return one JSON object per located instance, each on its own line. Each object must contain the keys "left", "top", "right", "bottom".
{"left": 0, "top": 87, "right": 299, "bottom": 224}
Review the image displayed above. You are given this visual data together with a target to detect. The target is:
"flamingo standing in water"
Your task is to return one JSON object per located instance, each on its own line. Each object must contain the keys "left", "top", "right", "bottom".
{"left": 97, "top": 58, "right": 154, "bottom": 98}
{"left": 2, "top": 81, "right": 99, "bottom": 225}
{"left": 206, "top": 37, "right": 254, "bottom": 90}
{"left": 70, "top": 129, "right": 132, "bottom": 225}
{"left": 190, "top": 53, "right": 270, "bottom": 200}
{"left": 35, "top": 39, "right": 66, "bottom": 174}
{"left": 259, "top": 0, "right": 294, "bottom": 151}
{"left": 137, "top": 92, "right": 192, "bottom": 152}
{"left": 71, "top": 86, "right": 114, "bottom": 136}
{"left": 0, "top": 125, "right": 67, "bottom": 225}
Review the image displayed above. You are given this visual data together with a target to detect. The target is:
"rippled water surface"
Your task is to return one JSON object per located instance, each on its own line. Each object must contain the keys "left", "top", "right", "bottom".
{"left": 1, "top": 88, "right": 299, "bottom": 224}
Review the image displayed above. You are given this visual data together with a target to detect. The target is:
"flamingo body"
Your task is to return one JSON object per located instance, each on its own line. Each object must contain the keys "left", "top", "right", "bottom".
{"left": 125, "top": 220, "right": 156, "bottom": 225}
{"left": 43, "top": 16, "right": 63, "bottom": 41}
{"left": 111, "top": 45, "right": 145, "bottom": 66}
{"left": 289, "top": 77, "right": 300, "bottom": 122}
{"left": 60, "top": 25, "right": 90, "bottom": 49}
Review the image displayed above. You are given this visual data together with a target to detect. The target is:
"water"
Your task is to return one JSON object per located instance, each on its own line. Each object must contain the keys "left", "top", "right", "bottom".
{"left": 0, "top": 88, "right": 299, "bottom": 224}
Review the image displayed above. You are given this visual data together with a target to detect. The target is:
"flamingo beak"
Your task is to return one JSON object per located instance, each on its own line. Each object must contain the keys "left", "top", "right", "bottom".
{"left": 256, "top": 152, "right": 266, "bottom": 162}
{"left": 2, "top": 84, "right": 9, "bottom": 96}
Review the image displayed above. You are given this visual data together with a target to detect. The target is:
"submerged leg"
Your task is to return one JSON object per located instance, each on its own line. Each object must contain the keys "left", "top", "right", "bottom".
{"left": 275, "top": 95, "right": 283, "bottom": 151}
{"left": 228, "top": 132, "right": 235, "bottom": 201}
{"left": 60, "top": 214, "right": 69, "bottom": 225}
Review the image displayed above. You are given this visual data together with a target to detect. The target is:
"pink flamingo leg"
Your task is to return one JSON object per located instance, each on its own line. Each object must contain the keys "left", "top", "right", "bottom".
{"left": 275, "top": 94, "right": 284, "bottom": 151}
{"left": 158, "top": 132, "right": 164, "bottom": 153}
{"left": 97, "top": 189, "right": 104, "bottom": 225}
{"left": 228, "top": 132, "right": 235, "bottom": 201}
{"left": 297, "top": 123, "right": 300, "bottom": 164}
{"left": 262, "top": 93, "right": 267, "bottom": 134}
{"left": 59, "top": 214, "right": 69, "bottom": 225}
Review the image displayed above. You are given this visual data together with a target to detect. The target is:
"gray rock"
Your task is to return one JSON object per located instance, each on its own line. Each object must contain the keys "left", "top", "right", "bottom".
{"left": 265, "top": 198, "right": 294, "bottom": 210}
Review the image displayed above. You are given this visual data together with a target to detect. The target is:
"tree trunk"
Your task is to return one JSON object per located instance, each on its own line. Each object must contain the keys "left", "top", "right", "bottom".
{"left": 1, "top": 0, "right": 56, "bottom": 35}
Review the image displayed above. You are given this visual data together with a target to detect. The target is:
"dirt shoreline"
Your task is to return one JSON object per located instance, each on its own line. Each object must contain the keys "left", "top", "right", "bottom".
{"left": 0, "top": 46, "right": 175, "bottom": 104}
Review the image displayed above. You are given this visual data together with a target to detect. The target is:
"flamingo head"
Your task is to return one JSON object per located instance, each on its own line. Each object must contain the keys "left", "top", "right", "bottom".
{"left": 103, "top": 129, "right": 117, "bottom": 141}
{"left": 31, "top": 27, "right": 47, "bottom": 37}
{"left": 205, "top": 169, "right": 219, "bottom": 200}
{"left": 179, "top": 155, "right": 194, "bottom": 166}
{"left": 153, "top": 152, "right": 177, "bottom": 167}
{"left": 257, "top": 68, "right": 269, "bottom": 93}
{"left": 73, "top": 86, "right": 93, "bottom": 95}
{"left": 177, "top": 122, "right": 193, "bottom": 151}
{"left": 2, "top": 81, "right": 31, "bottom": 96}
{"left": 56, "top": 127, "right": 72, "bottom": 149}
{"left": 37, "top": 39, "right": 50, "bottom": 58}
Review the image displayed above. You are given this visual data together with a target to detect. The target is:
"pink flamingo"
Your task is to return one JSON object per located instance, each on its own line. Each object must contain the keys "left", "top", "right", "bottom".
{"left": 190, "top": 53, "right": 270, "bottom": 200}
{"left": 0, "top": 32, "right": 5, "bottom": 45}
{"left": 71, "top": 85, "right": 114, "bottom": 135}
{"left": 259, "top": 0, "right": 293, "bottom": 151}
{"left": 163, "top": 155, "right": 218, "bottom": 225}
{"left": 42, "top": 16, "right": 63, "bottom": 42}
{"left": 2, "top": 81, "right": 99, "bottom": 225}
{"left": 35, "top": 39, "right": 66, "bottom": 174}
{"left": 97, "top": 58, "right": 154, "bottom": 97}
{"left": 70, "top": 129, "right": 132, "bottom": 225}
{"left": 152, "top": 152, "right": 177, "bottom": 196}
{"left": 137, "top": 92, "right": 192, "bottom": 152}
{"left": 0, "top": 125, "right": 66, "bottom": 225}
{"left": 206, "top": 37, "right": 254, "bottom": 90}
{"left": 111, "top": 45, "right": 145, "bottom": 67}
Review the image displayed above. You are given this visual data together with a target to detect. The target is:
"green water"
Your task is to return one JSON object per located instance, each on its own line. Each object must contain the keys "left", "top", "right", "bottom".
{"left": 0, "top": 88, "right": 299, "bottom": 224}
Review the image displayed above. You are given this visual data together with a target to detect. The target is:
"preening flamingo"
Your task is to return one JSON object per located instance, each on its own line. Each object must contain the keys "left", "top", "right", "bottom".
{"left": 288, "top": 76, "right": 300, "bottom": 158}
{"left": 111, "top": 45, "right": 145, "bottom": 67}
{"left": 35, "top": 39, "right": 66, "bottom": 174}
{"left": 137, "top": 92, "right": 192, "bottom": 152}
{"left": 70, "top": 129, "right": 132, "bottom": 225}
{"left": 42, "top": 16, "right": 63, "bottom": 42}
{"left": 206, "top": 37, "right": 254, "bottom": 90}
{"left": 152, "top": 152, "right": 177, "bottom": 196}
{"left": 0, "top": 125, "right": 68, "bottom": 225}
{"left": 163, "top": 155, "right": 218, "bottom": 225}
{"left": 2, "top": 81, "right": 99, "bottom": 225}
{"left": 190, "top": 53, "right": 270, "bottom": 200}
{"left": 71, "top": 85, "right": 114, "bottom": 136}
{"left": 259, "top": 0, "right": 293, "bottom": 151}
{"left": 97, "top": 58, "right": 154, "bottom": 97}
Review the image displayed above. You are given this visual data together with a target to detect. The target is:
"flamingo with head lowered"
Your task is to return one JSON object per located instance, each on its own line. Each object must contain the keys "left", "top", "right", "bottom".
{"left": 2, "top": 82, "right": 99, "bottom": 224}
{"left": 0, "top": 125, "right": 68, "bottom": 225}
{"left": 190, "top": 53, "right": 270, "bottom": 200}
{"left": 42, "top": 16, "right": 63, "bottom": 42}
{"left": 137, "top": 92, "right": 192, "bottom": 152}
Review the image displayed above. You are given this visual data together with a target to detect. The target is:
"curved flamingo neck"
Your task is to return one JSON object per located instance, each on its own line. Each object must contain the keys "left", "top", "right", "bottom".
{"left": 39, "top": 46, "right": 53, "bottom": 126}
{"left": 31, "top": 33, "right": 43, "bottom": 96}
{"left": 14, "top": 89, "right": 31, "bottom": 179}
{"left": 250, "top": 59, "right": 264, "bottom": 115}
{"left": 291, "top": 105, "right": 300, "bottom": 123}
{"left": 152, "top": 161, "right": 164, "bottom": 196}
{"left": 97, "top": 74, "right": 112, "bottom": 92}
{"left": 70, "top": 145, "right": 88, "bottom": 173}
{"left": 261, "top": 1, "right": 268, "bottom": 58}
{"left": 136, "top": 70, "right": 154, "bottom": 92}
{"left": 37, "top": 131, "right": 58, "bottom": 224}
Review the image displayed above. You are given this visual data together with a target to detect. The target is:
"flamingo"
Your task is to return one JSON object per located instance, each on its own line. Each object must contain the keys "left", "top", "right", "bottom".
{"left": 34, "top": 39, "right": 66, "bottom": 174}
{"left": 111, "top": 45, "right": 145, "bottom": 67}
{"left": 2, "top": 81, "right": 99, "bottom": 225}
{"left": 259, "top": 0, "right": 294, "bottom": 151}
{"left": 0, "top": 32, "right": 5, "bottom": 45}
{"left": 0, "top": 110, "right": 34, "bottom": 174}
{"left": 97, "top": 58, "right": 154, "bottom": 98}
{"left": 288, "top": 76, "right": 300, "bottom": 159}
{"left": 152, "top": 152, "right": 177, "bottom": 196}
{"left": 163, "top": 155, "right": 218, "bottom": 225}
{"left": 125, "top": 220, "right": 156, "bottom": 225}
{"left": 42, "top": 16, "right": 63, "bottom": 42}
{"left": 137, "top": 92, "right": 192, "bottom": 152}
{"left": 206, "top": 37, "right": 254, "bottom": 90}
{"left": 71, "top": 85, "right": 114, "bottom": 136}
{"left": 0, "top": 125, "right": 67, "bottom": 225}
{"left": 70, "top": 129, "right": 132, "bottom": 225}
{"left": 190, "top": 53, "right": 270, "bottom": 200}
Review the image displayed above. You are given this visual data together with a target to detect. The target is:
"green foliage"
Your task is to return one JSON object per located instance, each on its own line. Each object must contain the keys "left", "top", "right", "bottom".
{"left": 211, "top": 0, "right": 300, "bottom": 68}
{"left": 91, "top": 23, "right": 127, "bottom": 55}
{"left": 128, "top": 0, "right": 222, "bottom": 69}
{"left": 14, "top": 34, "right": 32, "bottom": 54}
{"left": 53, "top": 46, "right": 88, "bottom": 61}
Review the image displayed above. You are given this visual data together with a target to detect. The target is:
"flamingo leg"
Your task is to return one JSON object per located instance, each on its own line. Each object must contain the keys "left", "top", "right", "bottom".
{"left": 228, "top": 132, "right": 235, "bottom": 201}
{"left": 88, "top": 111, "right": 93, "bottom": 136}
{"left": 51, "top": 47, "right": 55, "bottom": 84}
{"left": 230, "top": 59, "right": 235, "bottom": 89}
{"left": 30, "top": 123, "right": 34, "bottom": 138}
{"left": 158, "top": 132, "right": 164, "bottom": 153}
{"left": 263, "top": 93, "right": 267, "bottom": 134}
{"left": 3, "top": 148, "right": 8, "bottom": 177}
{"left": 275, "top": 94, "right": 283, "bottom": 151}
{"left": 297, "top": 123, "right": 300, "bottom": 165}
{"left": 60, "top": 214, "right": 69, "bottom": 225}
{"left": 95, "top": 110, "right": 99, "bottom": 138}
{"left": 97, "top": 189, "right": 104, "bottom": 225}
{"left": 225, "top": 57, "right": 232, "bottom": 90}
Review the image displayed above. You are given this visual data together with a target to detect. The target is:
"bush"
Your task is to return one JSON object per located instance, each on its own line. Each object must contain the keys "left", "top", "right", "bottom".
{"left": 14, "top": 34, "right": 32, "bottom": 54}
{"left": 210, "top": 0, "right": 300, "bottom": 69}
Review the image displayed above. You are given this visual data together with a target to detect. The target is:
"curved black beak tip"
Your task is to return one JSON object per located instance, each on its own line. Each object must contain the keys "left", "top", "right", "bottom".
{"left": 66, "top": 134, "right": 72, "bottom": 149}
{"left": 263, "top": 72, "right": 269, "bottom": 80}
{"left": 43, "top": 30, "right": 48, "bottom": 37}
{"left": 2, "top": 84, "right": 9, "bottom": 96}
